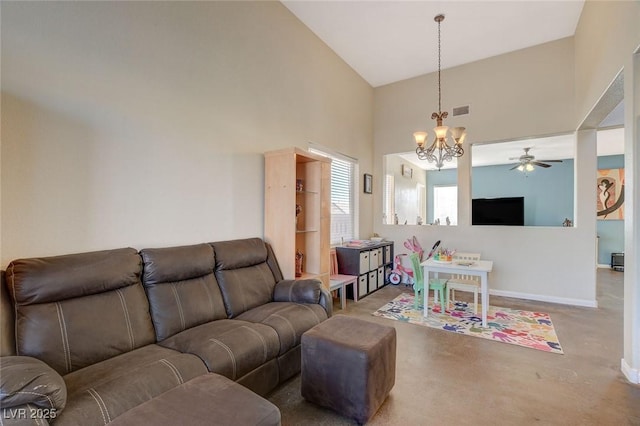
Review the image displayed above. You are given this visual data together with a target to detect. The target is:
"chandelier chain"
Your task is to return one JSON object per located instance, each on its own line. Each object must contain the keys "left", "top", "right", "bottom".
{"left": 437, "top": 17, "right": 441, "bottom": 114}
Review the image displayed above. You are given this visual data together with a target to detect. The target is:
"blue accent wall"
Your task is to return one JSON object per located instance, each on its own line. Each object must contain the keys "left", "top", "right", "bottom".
{"left": 426, "top": 154, "right": 624, "bottom": 265}
{"left": 426, "top": 160, "right": 575, "bottom": 226}
{"left": 597, "top": 155, "right": 625, "bottom": 265}
{"left": 471, "top": 160, "right": 574, "bottom": 226}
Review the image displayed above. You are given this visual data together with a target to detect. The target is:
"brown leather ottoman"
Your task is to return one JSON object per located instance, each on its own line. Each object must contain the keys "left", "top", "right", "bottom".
{"left": 301, "top": 315, "right": 396, "bottom": 424}
{"left": 108, "top": 373, "right": 281, "bottom": 426}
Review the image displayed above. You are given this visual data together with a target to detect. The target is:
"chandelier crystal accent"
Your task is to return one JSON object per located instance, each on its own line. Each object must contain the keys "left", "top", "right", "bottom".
{"left": 414, "top": 14, "right": 467, "bottom": 170}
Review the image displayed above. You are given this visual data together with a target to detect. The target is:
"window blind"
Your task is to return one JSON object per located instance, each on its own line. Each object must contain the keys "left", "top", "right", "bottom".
{"left": 309, "top": 146, "right": 357, "bottom": 245}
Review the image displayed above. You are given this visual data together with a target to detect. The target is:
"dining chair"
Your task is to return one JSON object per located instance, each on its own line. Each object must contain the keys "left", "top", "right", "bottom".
{"left": 409, "top": 253, "right": 447, "bottom": 313}
{"left": 329, "top": 248, "right": 358, "bottom": 310}
{"left": 446, "top": 252, "right": 481, "bottom": 314}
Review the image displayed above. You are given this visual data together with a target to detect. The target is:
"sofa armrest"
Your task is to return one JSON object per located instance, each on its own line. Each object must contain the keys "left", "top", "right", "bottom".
{"left": 0, "top": 356, "right": 66, "bottom": 414}
{"left": 273, "top": 279, "right": 332, "bottom": 317}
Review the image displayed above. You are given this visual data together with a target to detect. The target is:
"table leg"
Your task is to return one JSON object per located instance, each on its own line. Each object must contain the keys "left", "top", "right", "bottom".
{"left": 340, "top": 284, "right": 346, "bottom": 310}
{"left": 423, "top": 266, "right": 429, "bottom": 318}
{"left": 481, "top": 272, "right": 488, "bottom": 327}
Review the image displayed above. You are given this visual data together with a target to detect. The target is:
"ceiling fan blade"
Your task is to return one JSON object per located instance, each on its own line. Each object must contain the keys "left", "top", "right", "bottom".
{"left": 538, "top": 159, "right": 563, "bottom": 163}
{"left": 508, "top": 157, "right": 520, "bottom": 160}
{"left": 531, "top": 161, "right": 551, "bottom": 168}
{"left": 508, "top": 164, "right": 521, "bottom": 170}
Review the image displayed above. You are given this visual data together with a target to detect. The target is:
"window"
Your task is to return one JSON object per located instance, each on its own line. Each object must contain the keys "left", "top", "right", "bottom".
{"left": 384, "top": 174, "right": 395, "bottom": 224}
{"left": 309, "top": 145, "right": 358, "bottom": 245}
{"left": 433, "top": 185, "right": 457, "bottom": 225}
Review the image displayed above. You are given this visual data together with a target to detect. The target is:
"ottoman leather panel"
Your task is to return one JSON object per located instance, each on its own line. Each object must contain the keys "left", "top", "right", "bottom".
{"left": 301, "top": 315, "right": 396, "bottom": 424}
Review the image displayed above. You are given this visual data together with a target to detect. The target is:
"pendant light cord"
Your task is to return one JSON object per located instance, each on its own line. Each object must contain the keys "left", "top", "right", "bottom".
{"left": 437, "top": 17, "right": 441, "bottom": 114}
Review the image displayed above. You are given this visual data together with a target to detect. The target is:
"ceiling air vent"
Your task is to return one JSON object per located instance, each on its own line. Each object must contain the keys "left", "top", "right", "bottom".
{"left": 452, "top": 105, "right": 470, "bottom": 117}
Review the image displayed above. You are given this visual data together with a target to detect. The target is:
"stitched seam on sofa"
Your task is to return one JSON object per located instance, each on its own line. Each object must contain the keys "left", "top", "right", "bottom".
{"left": 0, "top": 390, "right": 55, "bottom": 409}
{"left": 55, "top": 302, "right": 72, "bottom": 373}
{"left": 230, "top": 270, "right": 247, "bottom": 313}
{"left": 115, "top": 289, "right": 135, "bottom": 350}
{"left": 257, "top": 266, "right": 272, "bottom": 293}
{"left": 241, "top": 325, "right": 268, "bottom": 363}
{"left": 9, "top": 264, "right": 19, "bottom": 356}
{"left": 208, "top": 338, "right": 237, "bottom": 379}
{"left": 271, "top": 314, "right": 297, "bottom": 344}
{"left": 87, "top": 388, "right": 111, "bottom": 424}
{"left": 200, "top": 278, "right": 216, "bottom": 318}
{"left": 170, "top": 283, "right": 186, "bottom": 331}
{"left": 299, "top": 304, "right": 322, "bottom": 324}
{"left": 159, "top": 358, "right": 184, "bottom": 385}
{"left": 288, "top": 282, "right": 294, "bottom": 302}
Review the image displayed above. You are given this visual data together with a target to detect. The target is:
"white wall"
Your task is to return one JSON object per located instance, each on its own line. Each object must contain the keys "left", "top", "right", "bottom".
{"left": 573, "top": 0, "right": 640, "bottom": 384}
{"left": 374, "top": 38, "right": 600, "bottom": 306}
{"left": 0, "top": 1, "right": 374, "bottom": 267}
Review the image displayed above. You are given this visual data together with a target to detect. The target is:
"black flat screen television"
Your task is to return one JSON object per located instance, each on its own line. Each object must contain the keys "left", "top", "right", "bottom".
{"left": 472, "top": 197, "right": 525, "bottom": 226}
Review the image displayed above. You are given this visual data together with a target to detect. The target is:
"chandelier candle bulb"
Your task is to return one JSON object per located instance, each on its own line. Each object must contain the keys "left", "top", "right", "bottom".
{"left": 414, "top": 132, "right": 428, "bottom": 146}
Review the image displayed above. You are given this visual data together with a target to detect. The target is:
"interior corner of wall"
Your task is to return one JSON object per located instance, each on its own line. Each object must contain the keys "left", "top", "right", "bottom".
{"left": 621, "top": 358, "right": 640, "bottom": 384}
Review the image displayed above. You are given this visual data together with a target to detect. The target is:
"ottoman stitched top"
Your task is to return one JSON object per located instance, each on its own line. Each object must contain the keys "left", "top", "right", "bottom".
{"left": 303, "top": 315, "right": 394, "bottom": 351}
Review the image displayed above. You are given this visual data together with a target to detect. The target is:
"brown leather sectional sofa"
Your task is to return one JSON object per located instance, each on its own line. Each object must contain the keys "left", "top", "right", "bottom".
{"left": 0, "top": 238, "right": 332, "bottom": 425}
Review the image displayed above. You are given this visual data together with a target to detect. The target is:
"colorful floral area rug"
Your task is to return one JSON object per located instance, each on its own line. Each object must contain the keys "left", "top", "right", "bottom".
{"left": 373, "top": 293, "right": 563, "bottom": 354}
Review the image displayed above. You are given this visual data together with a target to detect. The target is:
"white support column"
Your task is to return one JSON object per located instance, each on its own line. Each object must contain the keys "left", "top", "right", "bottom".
{"left": 457, "top": 143, "right": 472, "bottom": 227}
{"left": 575, "top": 129, "right": 598, "bottom": 305}
{"left": 622, "top": 50, "right": 640, "bottom": 384}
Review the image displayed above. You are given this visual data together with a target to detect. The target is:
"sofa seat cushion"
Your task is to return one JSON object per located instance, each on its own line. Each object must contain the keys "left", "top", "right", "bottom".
{"left": 158, "top": 319, "right": 280, "bottom": 381}
{"left": 236, "top": 302, "right": 327, "bottom": 355}
{"left": 57, "top": 344, "right": 207, "bottom": 425}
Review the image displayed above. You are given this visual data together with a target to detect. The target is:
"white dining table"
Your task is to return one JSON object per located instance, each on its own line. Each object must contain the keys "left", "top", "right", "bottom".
{"left": 421, "top": 258, "right": 494, "bottom": 327}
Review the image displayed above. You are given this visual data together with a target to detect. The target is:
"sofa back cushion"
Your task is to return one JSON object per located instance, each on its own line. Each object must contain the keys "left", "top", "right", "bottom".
{"left": 140, "top": 243, "right": 227, "bottom": 341}
{"left": 6, "top": 248, "right": 155, "bottom": 375}
{"left": 211, "top": 238, "right": 277, "bottom": 318}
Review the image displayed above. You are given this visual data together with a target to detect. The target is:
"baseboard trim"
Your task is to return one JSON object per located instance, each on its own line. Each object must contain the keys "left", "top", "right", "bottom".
{"left": 621, "top": 358, "right": 640, "bottom": 384}
{"left": 597, "top": 263, "right": 611, "bottom": 269}
{"left": 489, "top": 289, "right": 598, "bottom": 308}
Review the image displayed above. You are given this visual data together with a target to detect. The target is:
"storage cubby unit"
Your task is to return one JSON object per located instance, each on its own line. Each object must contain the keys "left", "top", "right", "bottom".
{"left": 264, "top": 147, "right": 331, "bottom": 288}
{"left": 336, "top": 242, "right": 394, "bottom": 299}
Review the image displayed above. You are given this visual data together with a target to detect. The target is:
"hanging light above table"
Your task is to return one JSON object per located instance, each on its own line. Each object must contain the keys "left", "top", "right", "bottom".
{"left": 414, "top": 14, "right": 467, "bottom": 170}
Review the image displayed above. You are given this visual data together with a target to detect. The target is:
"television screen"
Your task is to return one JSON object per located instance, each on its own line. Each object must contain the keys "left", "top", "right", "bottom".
{"left": 472, "top": 197, "right": 525, "bottom": 226}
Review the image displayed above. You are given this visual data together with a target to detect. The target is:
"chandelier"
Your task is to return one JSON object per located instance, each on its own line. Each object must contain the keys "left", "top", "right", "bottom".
{"left": 414, "top": 14, "right": 467, "bottom": 170}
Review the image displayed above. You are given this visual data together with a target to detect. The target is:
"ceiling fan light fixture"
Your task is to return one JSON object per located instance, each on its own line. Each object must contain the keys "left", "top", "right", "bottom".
{"left": 525, "top": 163, "right": 535, "bottom": 172}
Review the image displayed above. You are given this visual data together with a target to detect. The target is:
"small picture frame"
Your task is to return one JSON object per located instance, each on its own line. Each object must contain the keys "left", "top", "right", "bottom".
{"left": 364, "top": 173, "right": 373, "bottom": 194}
{"left": 402, "top": 164, "right": 413, "bottom": 178}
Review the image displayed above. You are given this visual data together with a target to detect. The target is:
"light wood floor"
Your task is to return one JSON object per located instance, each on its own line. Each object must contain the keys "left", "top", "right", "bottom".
{"left": 268, "top": 268, "right": 640, "bottom": 425}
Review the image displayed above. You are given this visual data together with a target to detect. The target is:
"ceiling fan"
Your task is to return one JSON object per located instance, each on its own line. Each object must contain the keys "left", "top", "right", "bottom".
{"left": 508, "top": 147, "right": 563, "bottom": 171}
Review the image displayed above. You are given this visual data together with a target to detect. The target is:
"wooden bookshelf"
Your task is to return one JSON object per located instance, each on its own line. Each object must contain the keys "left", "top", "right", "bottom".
{"left": 264, "top": 147, "right": 331, "bottom": 288}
